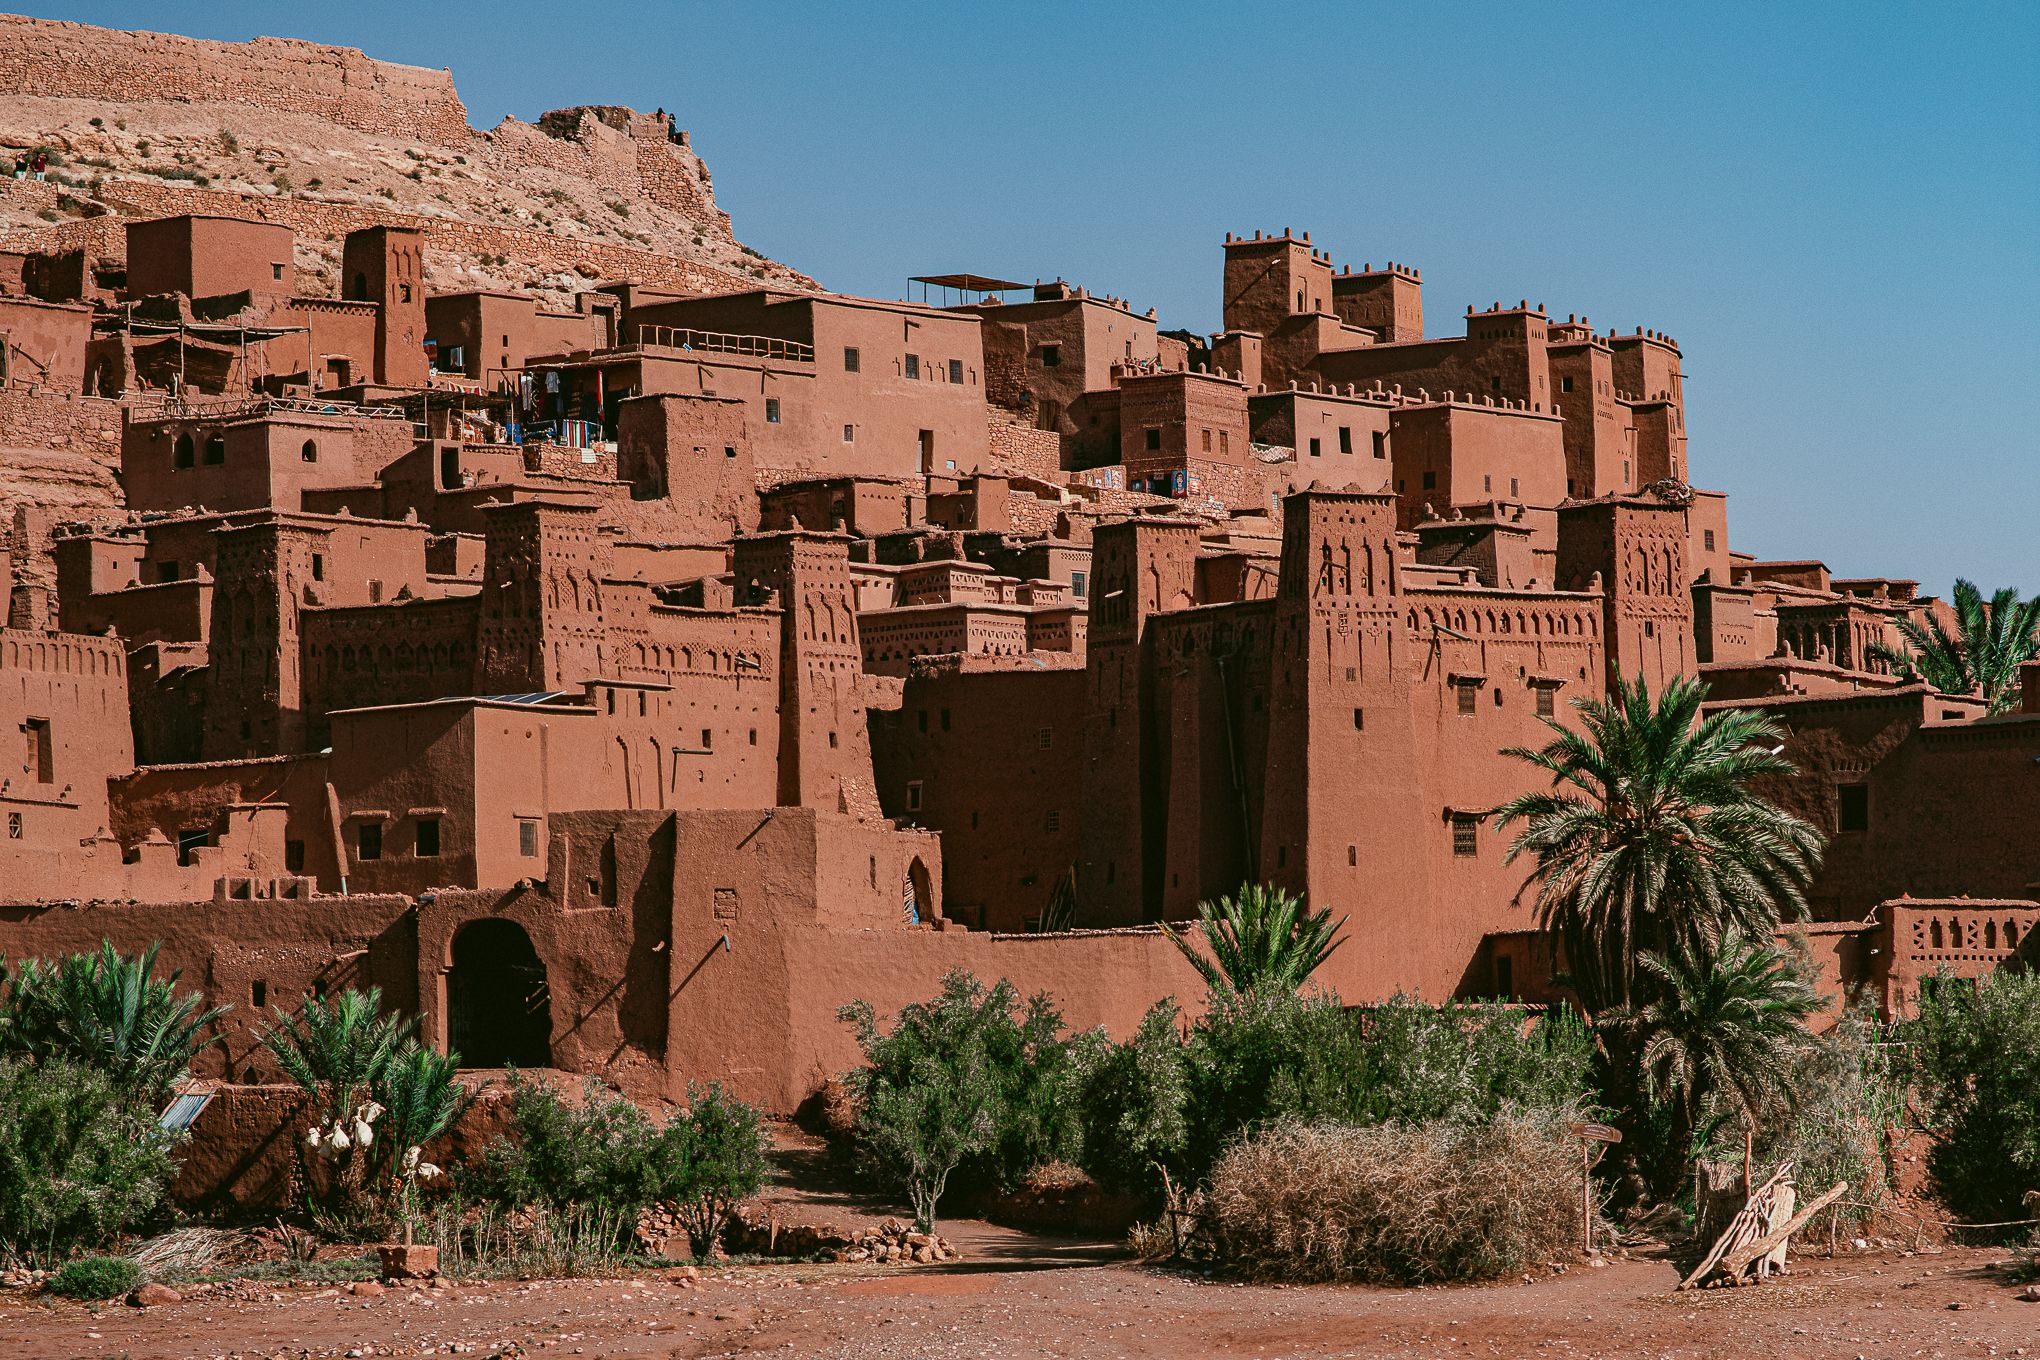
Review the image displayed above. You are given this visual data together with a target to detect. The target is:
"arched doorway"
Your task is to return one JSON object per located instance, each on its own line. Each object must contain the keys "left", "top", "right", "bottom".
{"left": 903, "top": 858, "right": 933, "bottom": 926}
{"left": 447, "top": 919, "right": 552, "bottom": 1068}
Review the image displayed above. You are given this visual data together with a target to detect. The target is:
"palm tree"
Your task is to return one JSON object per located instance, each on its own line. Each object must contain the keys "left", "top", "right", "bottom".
{"left": 1163, "top": 883, "right": 1346, "bottom": 1001}
{"left": 261, "top": 986, "right": 416, "bottom": 1130}
{"left": 0, "top": 940, "right": 230, "bottom": 1107}
{"left": 1867, "top": 579, "right": 2040, "bottom": 714}
{"left": 1601, "top": 931, "right": 1818, "bottom": 1164}
{"left": 375, "top": 1041, "right": 468, "bottom": 1167}
{"left": 1493, "top": 675, "right": 1824, "bottom": 1017}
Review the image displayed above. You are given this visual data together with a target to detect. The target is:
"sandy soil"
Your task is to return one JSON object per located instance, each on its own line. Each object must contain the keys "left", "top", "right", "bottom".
{"left": 2, "top": 1235, "right": 2034, "bottom": 1360}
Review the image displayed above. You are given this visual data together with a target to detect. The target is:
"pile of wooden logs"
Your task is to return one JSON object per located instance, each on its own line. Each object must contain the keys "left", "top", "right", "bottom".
{"left": 1679, "top": 1162, "right": 1847, "bottom": 1290}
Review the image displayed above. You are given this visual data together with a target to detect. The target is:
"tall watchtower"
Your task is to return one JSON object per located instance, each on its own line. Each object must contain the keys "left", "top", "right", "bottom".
{"left": 342, "top": 225, "right": 428, "bottom": 387}
{"left": 1222, "top": 229, "right": 1334, "bottom": 338}
{"left": 731, "top": 531, "right": 877, "bottom": 814}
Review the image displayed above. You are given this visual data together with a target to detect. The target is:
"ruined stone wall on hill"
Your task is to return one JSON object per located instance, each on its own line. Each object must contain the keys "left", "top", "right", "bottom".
{"left": 0, "top": 15, "right": 474, "bottom": 145}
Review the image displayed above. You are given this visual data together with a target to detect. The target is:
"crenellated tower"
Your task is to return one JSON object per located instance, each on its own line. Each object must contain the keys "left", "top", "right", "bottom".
{"left": 475, "top": 501, "right": 611, "bottom": 695}
{"left": 731, "top": 530, "right": 877, "bottom": 814}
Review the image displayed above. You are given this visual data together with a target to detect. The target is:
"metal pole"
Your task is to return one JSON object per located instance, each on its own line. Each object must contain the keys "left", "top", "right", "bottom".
{"left": 1582, "top": 1140, "right": 1593, "bottom": 1254}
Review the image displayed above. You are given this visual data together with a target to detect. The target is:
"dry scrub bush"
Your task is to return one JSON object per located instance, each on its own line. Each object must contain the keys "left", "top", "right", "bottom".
{"left": 1203, "top": 1112, "right": 1578, "bottom": 1284}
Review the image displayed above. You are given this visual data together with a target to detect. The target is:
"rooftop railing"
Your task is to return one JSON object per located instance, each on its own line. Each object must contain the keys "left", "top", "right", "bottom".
{"left": 633, "top": 324, "right": 814, "bottom": 363}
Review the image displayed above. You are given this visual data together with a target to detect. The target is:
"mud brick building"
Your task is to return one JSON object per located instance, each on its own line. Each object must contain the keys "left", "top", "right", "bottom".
{"left": 0, "top": 20, "right": 2024, "bottom": 1156}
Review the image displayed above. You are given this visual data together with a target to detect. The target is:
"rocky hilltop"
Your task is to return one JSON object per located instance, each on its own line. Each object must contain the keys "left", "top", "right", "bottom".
{"left": 0, "top": 13, "right": 814, "bottom": 302}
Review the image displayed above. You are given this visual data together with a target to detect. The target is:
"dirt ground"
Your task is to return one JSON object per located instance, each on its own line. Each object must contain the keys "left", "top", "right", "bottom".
{"left": 2, "top": 1231, "right": 2035, "bottom": 1360}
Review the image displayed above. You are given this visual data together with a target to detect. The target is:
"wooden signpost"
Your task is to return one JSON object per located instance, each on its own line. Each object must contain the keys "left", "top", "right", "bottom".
{"left": 1571, "top": 1121, "right": 1622, "bottom": 1254}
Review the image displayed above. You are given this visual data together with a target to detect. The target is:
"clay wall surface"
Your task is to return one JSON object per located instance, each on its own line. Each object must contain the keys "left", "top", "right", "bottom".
{"left": 963, "top": 293, "right": 1158, "bottom": 428}
{"left": 427, "top": 293, "right": 605, "bottom": 385}
{"left": 0, "top": 295, "right": 90, "bottom": 393}
{"left": 0, "top": 624, "right": 130, "bottom": 846}
{"left": 1313, "top": 307, "right": 1552, "bottom": 411}
{"left": 623, "top": 294, "right": 991, "bottom": 480}
{"left": 126, "top": 216, "right": 295, "bottom": 302}
{"left": 1384, "top": 402, "right": 1566, "bottom": 531}
{"left": 123, "top": 410, "right": 415, "bottom": 514}
{"left": 1733, "top": 689, "right": 2040, "bottom": 921}
{"left": 1544, "top": 339, "right": 1627, "bottom": 497}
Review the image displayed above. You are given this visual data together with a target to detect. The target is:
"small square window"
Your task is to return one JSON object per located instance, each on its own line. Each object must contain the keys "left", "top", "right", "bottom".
{"left": 1561, "top": 375, "right": 1574, "bottom": 393}
{"left": 357, "top": 822, "right": 382, "bottom": 861}
{"left": 518, "top": 818, "right": 539, "bottom": 856}
{"left": 948, "top": 358, "right": 964, "bottom": 384}
{"left": 842, "top": 424, "right": 855, "bottom": 443}
{"left": 1144, "top": 428, "right": 1161, "bottom": 451}
{"left": 725, "top": 445, "right": 737, "bottom": 459}
{"left": 1535, "top": 686, "right": 1555, "bottom": 718}
{"left": 271, "top": 263, "right": 284, "bottom": 281}
{"left": 415, "top": 818, "right": 440, "bottom": 858}
{"left": 1490, "top": 376, "right": 1502, "bottom": 391}
{"left": 844, "top": 346, "right": 861, "bottom": 372}
{"left": 905, "top": 353, "right": 919, "bottom": 379}
{"left": 765, "top": 398, "right": 781, "bottom": 424}
{"left": 1838, "top": 784, "right": 1870, "bottom": 833}
{"left": 1071, "top": 570, "right": 1087, "bottom": 598}
{"left": 1456, "top": 683, "right": 1478, "bottom": 716}
{"left": 1037, "top": 727, "right": 1053, "bottom": 750}
{"left": 1422, "top": 470, "right": 1436, "bottom": 490}
{"left": 1309, "top": 438, "right": 1321, "bottom": 458}
{"left": 1040, "top": 344, "right": 1061, "bottom": 368}
{"left": 1452, "top": 815, "right": 1479, "bottom": 857}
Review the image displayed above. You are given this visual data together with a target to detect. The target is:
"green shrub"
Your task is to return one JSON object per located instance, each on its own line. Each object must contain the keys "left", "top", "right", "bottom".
{"left": 1905, "top": 970, "right": 2040, "bottom": 1223}
{"left": 1202, "top": 1112, "right": 1580, "bottom": 1284}
{"left": 470, "top": 1074, "right": 769, "bottom": 1253}
{"left": 838, "top": 971, "right": 1079, "bottom": 1230}
{"left": 668, "top": 1082, "right": 769, "bottom": 1256}
{"left": 1751, "top": 1006, "right": 1904, "bottom": 1234}
{"left": 1074, "top": 1000, "right": 1190, "bottom": 1197}
{"left": 0, "top": 1059, "right": 178, "bottom": 1264}
{"left": 48, "top": 1253, "right": 145, "bottom": 1299}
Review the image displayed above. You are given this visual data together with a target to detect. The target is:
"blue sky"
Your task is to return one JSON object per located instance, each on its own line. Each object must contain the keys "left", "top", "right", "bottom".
{"left": 31, "top": 2, "right": 2040, "bottom": 594}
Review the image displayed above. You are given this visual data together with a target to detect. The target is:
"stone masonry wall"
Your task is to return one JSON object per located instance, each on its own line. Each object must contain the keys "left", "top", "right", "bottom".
{"left": 0, "top": 16, "right": 474, "bottom": 145}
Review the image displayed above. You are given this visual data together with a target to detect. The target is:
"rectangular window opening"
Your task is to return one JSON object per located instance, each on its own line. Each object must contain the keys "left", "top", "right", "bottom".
{"left": 517, "top": 817, "right": 539, "bottom": 857}
{"left": 415, "top": 817, "right": 440, "bottom": 858}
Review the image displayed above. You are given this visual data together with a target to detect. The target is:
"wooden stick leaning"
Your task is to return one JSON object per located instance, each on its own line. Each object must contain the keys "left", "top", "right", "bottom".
{"left": 1678, "top": 1180, "right": 1847, "bottom": 1290}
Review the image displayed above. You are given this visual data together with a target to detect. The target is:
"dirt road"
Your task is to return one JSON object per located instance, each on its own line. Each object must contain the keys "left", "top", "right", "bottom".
{"left": 2, "top": 1240, "right": 2032, "bottom": 1360}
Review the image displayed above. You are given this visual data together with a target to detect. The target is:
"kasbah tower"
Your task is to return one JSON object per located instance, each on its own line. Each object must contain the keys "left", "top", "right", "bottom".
{"left": 0, "top": 12, "right": 2021, "bottom": 1130}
